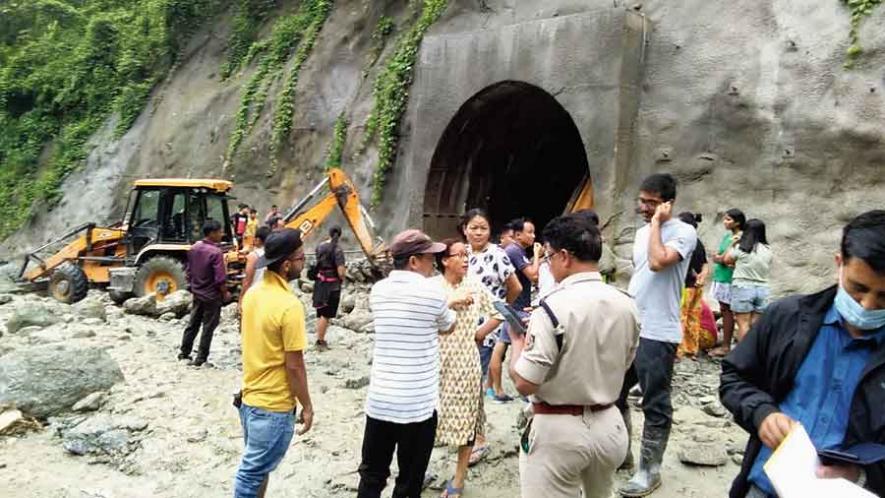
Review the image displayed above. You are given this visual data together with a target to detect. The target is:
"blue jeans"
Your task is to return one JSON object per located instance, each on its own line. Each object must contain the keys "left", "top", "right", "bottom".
{"left": 234, "top": 404, "right": 295, "bottom": 498}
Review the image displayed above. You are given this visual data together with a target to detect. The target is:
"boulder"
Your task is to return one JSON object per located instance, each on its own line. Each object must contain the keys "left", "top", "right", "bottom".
{"left": 0, "top": 345, "right": 124, "bottom": 419}
{"left": 678, "top": 443, "right": 729, "bottom": 467}
{"left": 6, "top": 303, "right": 60, "bottom": 333}
{"left": 73, "top": 299, "right": 107, "bottom": 322}
{"left": 155, "top": 290, "right": 192, "bottom": 318}
{"left": 123, "top": 295, "right": 157, "bottom": 317}
{"left": 72, "top": 392, "right": 108, "bottom": 412}
{"left": 339, "top": 293, "right": 357, "bottom": 314}
{"left": 59, "top": 414, "right": 146, "bottom": 460}
{"left": 342, "top": 310, "right": 373, "bottom": 334}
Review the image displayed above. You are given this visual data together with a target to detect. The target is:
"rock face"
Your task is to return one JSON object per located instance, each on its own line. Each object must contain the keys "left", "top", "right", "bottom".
{"left": 6, "top": 303, "right": 60, "bottom": 333}
{"left": 0, "top": 346, "right": 124, "bottom": 419}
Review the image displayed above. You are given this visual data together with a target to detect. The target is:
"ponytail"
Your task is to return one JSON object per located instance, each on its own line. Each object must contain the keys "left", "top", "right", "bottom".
{"left": 329, "top": 226, "right": 342, "bottom": 247}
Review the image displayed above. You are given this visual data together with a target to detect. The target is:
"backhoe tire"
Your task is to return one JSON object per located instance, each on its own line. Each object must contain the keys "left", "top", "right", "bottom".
{"left": 49, "top": 263, "right": 89, "bottom": 304}
{"left": 108, "top": 289, "right": 133, "bottom": 306}
{"left": 134, "top": 256, "right": 187, "bottom": 301}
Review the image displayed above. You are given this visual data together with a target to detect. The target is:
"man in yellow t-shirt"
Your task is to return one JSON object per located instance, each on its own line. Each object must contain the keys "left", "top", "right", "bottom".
{"left": 234, "top": 228, "right": 313, "bottom": 498}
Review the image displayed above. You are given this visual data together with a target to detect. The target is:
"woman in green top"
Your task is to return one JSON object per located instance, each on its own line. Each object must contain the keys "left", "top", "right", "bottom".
{"left": 724, "top": 219, "right": 772, "bottom": 342}
{"left": 710, "top": 209, "right": 745, "bottom": 357}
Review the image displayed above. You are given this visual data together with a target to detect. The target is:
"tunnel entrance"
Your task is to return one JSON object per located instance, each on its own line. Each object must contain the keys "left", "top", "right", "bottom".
{"left": 422, "top": 81, "right": 592, "bottom": 240}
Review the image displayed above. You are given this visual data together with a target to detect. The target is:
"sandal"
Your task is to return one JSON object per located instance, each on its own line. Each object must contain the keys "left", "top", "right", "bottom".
{"left": 468, "top": 444, "right": 489, "bottom": 467}
{"left": 709, "top": 346, "right": 731, "bottom": 357}
{"left": 440, "top": 479, "right": 464, "bottom": 498}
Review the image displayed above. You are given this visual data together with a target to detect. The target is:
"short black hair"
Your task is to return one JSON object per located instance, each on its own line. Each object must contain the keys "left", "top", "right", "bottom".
{"left": 267, "top": 216, "right": 282, "bottom": 228}
{"left": 640, "top": 173, "right": 677, "bottom": 201}
{"left": 542, "top": 213, "right": 602, "bottom": 262}
{"left": 271, "top": 204, "right": 278, "bottom": 208}
{"left": 841, "top": 210, "right": 885, "bottom": 273}
{"left": 506, "top": 217, "right": 528, "bottom": 233}
{"left": 256, "top": 226, "right": 272, "bottom": 243}
{"left": 678, "top": 211, "right": 703, "bottom": 228}
{"left": 249, "top": 208, "right": 257, "bottom": 214}
{"left": 202, "top": 218, "right": 222, "bottom": 237}
{"left": 393, "top": 254, "right": 411, "bottom": 270}
{"left": 573, "top": 209, "right": 600, "bottom": 226}
{"left": 460, "top": 208, "right": 490, "bottom": 234}
{"left": 738, "top": 219, "right": 768, "bottom": 253}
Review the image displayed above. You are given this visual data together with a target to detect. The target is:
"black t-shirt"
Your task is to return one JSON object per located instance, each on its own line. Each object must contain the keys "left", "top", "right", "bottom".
{"left": 685, "top": 239, "right": 707, "bottom": 288}
{"left": 316, "top": 241, "right": 346, "bottom": 289}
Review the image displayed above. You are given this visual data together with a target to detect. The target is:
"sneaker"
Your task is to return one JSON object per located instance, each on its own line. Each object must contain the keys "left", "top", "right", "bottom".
{"left": 177, "top": 353, "right": 192, "bottom": 362}
{"left": 493, "top": 393, "right": 514, "bottom": 404}
{"left": 315, "top": 340, "right": 329, "bottom": 352}
{"left": 188, "top": 358, "right": 207, "bottom": 367}
{"left": 485, "top": 387, "right": 495, "bottom": 399}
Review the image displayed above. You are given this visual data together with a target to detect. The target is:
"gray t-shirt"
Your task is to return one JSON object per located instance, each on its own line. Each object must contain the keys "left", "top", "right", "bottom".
{"left": 628, "top": 219, "right": 697, "bottom": 343}
{"left": 730, "top": 244, "right": 772, "bottom": 287}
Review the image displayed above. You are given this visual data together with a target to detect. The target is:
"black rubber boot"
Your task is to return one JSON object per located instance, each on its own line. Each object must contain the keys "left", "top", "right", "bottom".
{"left": 619, "top": 427, "right": 668, "bottom": 497}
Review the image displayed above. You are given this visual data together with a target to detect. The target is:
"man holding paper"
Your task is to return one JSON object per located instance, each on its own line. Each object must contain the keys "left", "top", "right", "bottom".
{"left": 720, "top": 210, "right": 885, "bottom": 497}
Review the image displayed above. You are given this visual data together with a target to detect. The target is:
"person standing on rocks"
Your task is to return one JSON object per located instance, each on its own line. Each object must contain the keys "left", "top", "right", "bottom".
{"left": 238, "top": 226, "right": 272, "bottom": 309}
{"left": 617, "top": 173, "right": 697, "bottom": 497}
{"left": 313, "top": 226, "right": 346, "bottom": 351}
{"left": 178, "top": 219, "right": 229, "bottom": 367}
{"left": 722, "top": 219, "right": 772, "bottom": 342}
{"left": 432, "top": 238, "right": 504, "bottom": 498}
{"left": 709, "top": 208, "right": 745, "bottom": 357}
{"left": 235, "top": 228, "right": 313, "bottom": 498}
{"left": 720, "top": 210, "right": 885, "bottom": 498}
{"left": 357, "top": 229, "right": 472, "bottom": 498}
{"left": 508, "top": 213, "right": 640, "bottom": 498}
{"left": 243, "top": 208, "right": 259, "bottom": 250}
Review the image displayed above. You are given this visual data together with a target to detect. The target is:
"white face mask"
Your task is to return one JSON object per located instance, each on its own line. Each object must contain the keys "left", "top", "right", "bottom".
{"left": 835, "top": 267, "right": 885, "bottom": 331}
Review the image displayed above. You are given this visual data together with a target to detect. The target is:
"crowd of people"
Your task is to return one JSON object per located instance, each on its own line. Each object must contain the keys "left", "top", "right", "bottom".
{"left": 178, "top": 174, "right": 884, "bottom": 498}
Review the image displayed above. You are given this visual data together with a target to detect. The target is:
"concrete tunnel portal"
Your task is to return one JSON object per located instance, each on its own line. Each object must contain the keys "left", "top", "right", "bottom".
{"left": 422, "top": 81, "right": 592, "bottom": 240}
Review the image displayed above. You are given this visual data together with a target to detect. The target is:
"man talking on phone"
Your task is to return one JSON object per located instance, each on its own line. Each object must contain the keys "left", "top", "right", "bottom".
{"left": 508, "top": 213, "right": 640, "bottom": 498}
{"left": 618, "top": 173, "right": 698, "bottom": 497}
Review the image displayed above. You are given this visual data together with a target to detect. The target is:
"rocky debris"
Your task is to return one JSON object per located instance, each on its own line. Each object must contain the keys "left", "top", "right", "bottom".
{"left": 0, "top": 408, "right": 40, "bottom": 436}
{"left": 123, "top": 295, "right": 157, "bottom": 316}
{"left": 300, "top": 280, "right": 314, "bottom": 293}
{"left": 159, "top": 312, "right": 176, "bottom": 322}
{"left": 155, "top": 290, "right": 192, "bottom": 318}
{"left": 341, "top": 310, "right": 373, "bottom": 334}
{"left": 702, "top": 401, "right": 728, "bottom": 418}
{"left": 339, "top": 293, "right": 356, "bottom": 314}
{"left": 72, "top": 392, "right": 108, "bottom": 412}
{"left": 71, "top": 329, "right": 96, "bottom": 339}
{"left": 0, "top": 345, "right": 124, "bottom": 419}
{"left": 679, "top": 443, "right": 729, "bottom": 467}
{"left": 55, "top": 414, "right": 148, "bottom": 465}
{"left": 73, "top": 298, "right": 107, "bottom": 322}
{"left": 0, "top": 295, "right": 12, "bottom": 305}
{"left": 6, "top": 302, "right": 61, "bottom": 333}
{"left": 344, "top": 376, "right": 370, "bottom": 389}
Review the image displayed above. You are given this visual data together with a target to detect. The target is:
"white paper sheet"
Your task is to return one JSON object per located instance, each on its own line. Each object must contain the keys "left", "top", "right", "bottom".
{"left": 764, "top": 423, "right": 876, "bottom": 498}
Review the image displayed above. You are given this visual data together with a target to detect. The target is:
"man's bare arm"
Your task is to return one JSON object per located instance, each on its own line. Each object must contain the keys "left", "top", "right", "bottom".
{"left": 285, "top": 351, "right": 313, "bottom": 434}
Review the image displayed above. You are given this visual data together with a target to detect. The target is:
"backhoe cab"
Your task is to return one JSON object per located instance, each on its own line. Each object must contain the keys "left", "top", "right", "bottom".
{"left": 19, "top": 179, "right": 237, "bottom": 304}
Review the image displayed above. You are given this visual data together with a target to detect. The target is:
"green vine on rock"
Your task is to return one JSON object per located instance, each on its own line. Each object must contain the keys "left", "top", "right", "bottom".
{"left": 363, "top": 0, "right": 448, "bottom": 206}
{"left": 362, "top": 16, "right": 396, "bottom": 79}
{"left": 842, "top": 0, "right": 882, "bottom": 67}
{"left": 324, "top": 113, "right": 348, "bottom": 170}
{"left": 268, "top": 0, "right": 333, "bottom": 172}
{"left": 226, "top": 0, "right": 331, "bottom": 164}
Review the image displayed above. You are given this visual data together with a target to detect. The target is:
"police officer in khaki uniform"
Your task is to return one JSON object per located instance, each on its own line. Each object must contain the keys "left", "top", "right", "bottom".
{"left": 508, "top": 213, "right": 641, "bottom": 498}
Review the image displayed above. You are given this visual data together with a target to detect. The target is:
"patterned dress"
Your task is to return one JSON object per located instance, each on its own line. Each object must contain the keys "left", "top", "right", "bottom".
{"left": 432, "top": 275, "right": 503, "bottom": 447}
{"left": 466, "top": 243, "right": 515, "bottom": 347}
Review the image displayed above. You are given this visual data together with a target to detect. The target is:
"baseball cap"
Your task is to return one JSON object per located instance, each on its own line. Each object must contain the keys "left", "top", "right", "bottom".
{"left": 256, "top": 228, "right": 303, "bottom": 269}
{"left": 389, "top": 229, "right": 446, "bottom": 258}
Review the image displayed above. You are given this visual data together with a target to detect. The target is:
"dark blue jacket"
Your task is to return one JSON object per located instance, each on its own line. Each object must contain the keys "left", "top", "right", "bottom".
{"left": 720, "top": 286, "right": 885, "bottom": 497}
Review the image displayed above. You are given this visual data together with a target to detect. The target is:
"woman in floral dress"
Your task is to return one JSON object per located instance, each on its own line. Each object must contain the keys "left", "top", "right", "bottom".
{"left": 432, "top": 239, "right": 503, "bottom": 498}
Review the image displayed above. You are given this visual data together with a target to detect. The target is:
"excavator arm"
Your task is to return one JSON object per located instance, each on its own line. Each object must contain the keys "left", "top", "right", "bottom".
{"left": 283, "top": 168, "right": 385, "bottom": 260}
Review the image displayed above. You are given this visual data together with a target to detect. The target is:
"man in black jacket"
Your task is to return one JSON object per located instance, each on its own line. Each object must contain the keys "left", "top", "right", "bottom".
{"left": 720, "top": 210, "right": 885, "bottom": 498}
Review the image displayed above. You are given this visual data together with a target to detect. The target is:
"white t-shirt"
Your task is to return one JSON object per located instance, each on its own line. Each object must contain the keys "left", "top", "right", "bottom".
{"left": 628, "top": 219, "right": 697, "bottom": 343}
{"left": 365, "top": 270, "right": 457, "bottom": 424}
{"left": 253, "top": 247, "right": 266, "bottom": 284}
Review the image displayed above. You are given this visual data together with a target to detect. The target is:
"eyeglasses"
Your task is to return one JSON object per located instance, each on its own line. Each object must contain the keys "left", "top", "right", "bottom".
{"left": 445, "top": 252, "right": 468, "bottom": 259}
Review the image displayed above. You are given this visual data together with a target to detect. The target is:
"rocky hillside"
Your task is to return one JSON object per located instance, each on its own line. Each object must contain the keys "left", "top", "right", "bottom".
{"left": 2, "top": 0, "right": 884, "bottom": 295}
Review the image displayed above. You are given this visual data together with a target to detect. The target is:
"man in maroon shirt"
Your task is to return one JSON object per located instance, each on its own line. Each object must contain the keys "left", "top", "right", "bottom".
{"left": 178, "top": 219, "right": 230, "bottom": 367}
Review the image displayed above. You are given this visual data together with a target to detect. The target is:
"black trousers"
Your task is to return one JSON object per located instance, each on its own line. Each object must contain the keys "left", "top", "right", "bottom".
{"left": 179, "top": 298, "right": 221, "bottom": 361}
{"left": 616, "top": 337, "right": 678, "bottom": 435}
{"left": 357, "top": 412, "right": 437, "bottom": 498}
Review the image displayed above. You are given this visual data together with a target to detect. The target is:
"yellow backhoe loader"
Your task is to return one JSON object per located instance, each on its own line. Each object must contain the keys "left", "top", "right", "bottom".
{"left": 18, "top": 168, "right": 384, "bottom": 304}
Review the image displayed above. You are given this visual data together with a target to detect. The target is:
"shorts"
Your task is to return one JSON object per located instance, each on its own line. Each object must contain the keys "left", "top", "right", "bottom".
{"left": 234, "top": 404, "right": 295, "bottom": 497}
{"left": 731, "top": 285, "right": 770, "bottom": 314}
{"left": 498, "top": 310, "right": 529, "bottom": 345}
{"left": 315, "top": 290, "right": 341, "bottom": 319}
{"left": 710, "top": 281, "right": 732, "bottom": 305}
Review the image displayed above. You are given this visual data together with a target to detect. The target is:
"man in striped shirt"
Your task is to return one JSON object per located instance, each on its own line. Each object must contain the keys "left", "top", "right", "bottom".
{"left": 357, "top": 229, "right": 473, "bottom": 498}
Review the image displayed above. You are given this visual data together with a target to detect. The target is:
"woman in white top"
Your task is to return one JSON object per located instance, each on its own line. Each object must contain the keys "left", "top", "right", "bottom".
{"left": 238, "top": 226, "right": 271, "bottom": 310}
{"left": 723, "top": 219, "right": 772, "bottom": 342}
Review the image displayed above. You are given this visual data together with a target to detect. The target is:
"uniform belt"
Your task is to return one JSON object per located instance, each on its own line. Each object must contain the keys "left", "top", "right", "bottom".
{"left": 532, "top": 402, "right": 613, "bottom": 416}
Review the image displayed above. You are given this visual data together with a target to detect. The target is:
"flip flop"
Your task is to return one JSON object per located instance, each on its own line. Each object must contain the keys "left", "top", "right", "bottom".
{"left": 468, "top": 444, "right": 490, "bottom": 467}
{"left": 440, "top": 479, "right": 463, "bottom": 498}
